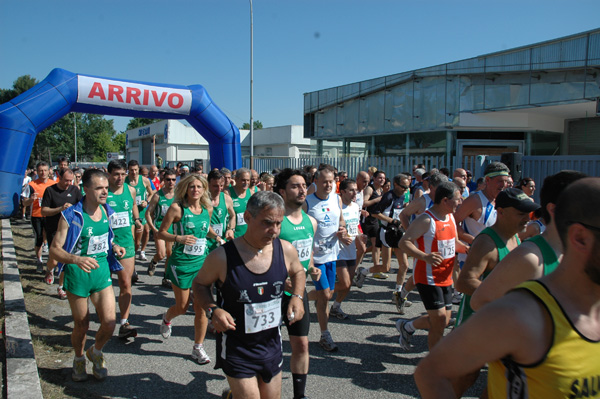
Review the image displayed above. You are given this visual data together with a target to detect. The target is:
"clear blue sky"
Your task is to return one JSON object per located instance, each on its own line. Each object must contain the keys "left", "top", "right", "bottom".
{"left": 1, "top": 0, "right": 599, "bottom": 133}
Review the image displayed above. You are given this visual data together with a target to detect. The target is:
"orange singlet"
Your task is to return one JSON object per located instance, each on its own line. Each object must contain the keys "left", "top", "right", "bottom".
{"left": 413, "top": 210, "right": 456, "bottom": 287}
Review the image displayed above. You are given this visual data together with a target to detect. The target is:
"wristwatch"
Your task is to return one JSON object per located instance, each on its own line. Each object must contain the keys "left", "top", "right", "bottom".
{"left": 291, "top": 294, "right": 303, "bottom": 300}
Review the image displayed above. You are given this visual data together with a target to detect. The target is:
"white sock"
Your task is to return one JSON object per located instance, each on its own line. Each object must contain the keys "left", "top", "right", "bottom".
{"left": 395, "top": 284, "right": 403, "bottom": 292}
{"left": 332, "top": 301, "right": 341, "bottom": 309}
{"left": 74, "top": 354, "right": 85, "bottom": 361}
{"left": 120, "top": 319, "right": 128, "bottom": 326}
{"left": 361, "top": 268, "right": 369, "bottom": 276}
{"left": 400, "top": 288, "right": 409, "bottom": 298}
{"left": 93, "top": 346, "right": 102, "bottom": 355}
{"left": 193, "top": 343, "right": 203, "bottom": 350}
{"left": 404, "top": 321, "right": 416, "bottom": 333}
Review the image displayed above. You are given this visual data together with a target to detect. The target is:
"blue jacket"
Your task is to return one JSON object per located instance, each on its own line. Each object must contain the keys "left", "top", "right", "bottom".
{"left": 57, "top": 197, "right": 123, "bottom": 274}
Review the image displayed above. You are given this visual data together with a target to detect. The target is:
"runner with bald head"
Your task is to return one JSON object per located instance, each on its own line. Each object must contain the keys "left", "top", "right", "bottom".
{"left": 416, "top": 177, "right": 600, "bottom": 399}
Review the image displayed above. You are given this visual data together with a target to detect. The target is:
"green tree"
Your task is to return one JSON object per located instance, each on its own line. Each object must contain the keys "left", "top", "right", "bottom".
{"left": 113, "top": 132, "right": 127, "bottom": 153}
{"left": 126, "top": 118, "right": 162, "bottom": 131}
{"left": 0, "top": 75, "right": 38, "bottom": 104}
{"left": 77, "top": 114, "right": 118, "bottom": 161}
{"left": 241, "top": 120, "right": 263, "bottom": 130}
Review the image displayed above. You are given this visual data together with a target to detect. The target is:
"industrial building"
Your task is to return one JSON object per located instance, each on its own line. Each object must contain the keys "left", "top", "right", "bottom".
{"left": 303, "top": 29, "right": 600, "bottom": 162}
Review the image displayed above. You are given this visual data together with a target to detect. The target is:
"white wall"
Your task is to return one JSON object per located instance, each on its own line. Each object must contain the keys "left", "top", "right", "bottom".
{"left": 459, "top": 110, "right": 565, "bottom": 133}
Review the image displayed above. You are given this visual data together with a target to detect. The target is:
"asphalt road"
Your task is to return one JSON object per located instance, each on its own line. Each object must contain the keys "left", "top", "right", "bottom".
{"left": 33, "top": 238, "right": 485, "bottom": 399}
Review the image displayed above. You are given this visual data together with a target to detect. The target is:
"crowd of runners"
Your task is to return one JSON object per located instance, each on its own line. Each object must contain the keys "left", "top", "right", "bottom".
{"left": 20, "top": 158, "right": 600, "bottom": 398}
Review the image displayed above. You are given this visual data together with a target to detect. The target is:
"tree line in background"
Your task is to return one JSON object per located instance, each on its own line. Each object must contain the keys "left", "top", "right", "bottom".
{"left": 0, "top": 75, "right": 134, "bottom": 167}
{"left": 1, "top": 75, "right": 263, "bottom": 167}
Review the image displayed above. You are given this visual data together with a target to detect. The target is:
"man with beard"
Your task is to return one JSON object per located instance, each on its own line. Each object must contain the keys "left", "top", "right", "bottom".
{"left": 416, "top": 178, "right": 600, "bottom": 399}
{"left": 276, "top": 168, "right": 321, "bottom": 399}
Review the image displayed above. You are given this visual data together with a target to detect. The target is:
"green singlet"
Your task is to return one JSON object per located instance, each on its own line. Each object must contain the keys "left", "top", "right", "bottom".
{"left": 456, "top": 227, "right": 520, "bottom": 327}
{"left": 166, "top": 205, "right": 210, "bottom": 289}
{"left": 107, "top": 186, "right": 136, "bottom": 259}
{"left": 154, "top": 189, "right": 175, "bottom": 234}
{"left": 63, "top": 207, "right": 112, "bottom": 297}
{"left": 279, "top": 211, "right": 315, "bottom": 295}
{"left": 229, "top": 186, "right": 251, "bottom": 238}
{"left": 207, "top": 191, "right": 229, "bottom": 252}
{"left": 526, "top": 235, "right": 560, "bottom": 276}
{"left": 125, "top": 176, "right": 148, "bottom": 225}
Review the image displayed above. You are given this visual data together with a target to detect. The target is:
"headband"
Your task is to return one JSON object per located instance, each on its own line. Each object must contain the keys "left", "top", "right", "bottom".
{"left": 485, "top": 171, "right": 509, "bottom": 178}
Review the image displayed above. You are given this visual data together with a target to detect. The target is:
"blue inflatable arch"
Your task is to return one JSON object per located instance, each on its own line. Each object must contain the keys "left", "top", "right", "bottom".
{"left": 0, "top": 68, "right": 242, "bottom": 217}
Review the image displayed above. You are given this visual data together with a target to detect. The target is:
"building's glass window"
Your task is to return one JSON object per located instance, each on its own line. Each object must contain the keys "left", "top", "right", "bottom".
{"left": 529, "top": 132, "right": 562, "bottom": 155}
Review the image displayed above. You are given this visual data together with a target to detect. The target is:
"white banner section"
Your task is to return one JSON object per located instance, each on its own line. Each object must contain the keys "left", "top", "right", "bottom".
{"left": 77, "top": 76, "right": 192, "bottom": 115}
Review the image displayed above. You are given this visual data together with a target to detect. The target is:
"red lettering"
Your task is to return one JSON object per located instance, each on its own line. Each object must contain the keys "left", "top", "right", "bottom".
{"left": 108, "top": 85, "right": 124, "bottom": 102}
{"left": 126, "top": 87, "right": 141, "bottom": 105}
{"left": 143, "top": 89, "right": 149, "bottom": 106}
{"left": 168, "top": 93, "right": 184, "bottom": 109}
{"left": 87, "top": 82, "right": 106, "bottom": 100}
{"left": 152, "top": 90, "right": 167, "bottom": 107}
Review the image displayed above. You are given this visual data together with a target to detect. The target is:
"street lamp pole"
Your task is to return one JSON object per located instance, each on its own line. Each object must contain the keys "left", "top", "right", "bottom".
{"left": 249, "top": 0, "right": 254, "bottom": 170}
{"left": 73, "top": 113, "right": 77, "bottom": 164}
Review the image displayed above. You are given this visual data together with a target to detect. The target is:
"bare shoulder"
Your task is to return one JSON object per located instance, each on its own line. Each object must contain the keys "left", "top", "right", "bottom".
{"left": 455, "top": 193, "right": 481, "bottom": 221}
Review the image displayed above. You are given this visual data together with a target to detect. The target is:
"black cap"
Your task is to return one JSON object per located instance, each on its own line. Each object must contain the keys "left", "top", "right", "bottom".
{"left": 495, "top": 188, "right": 541, "bottom": 212}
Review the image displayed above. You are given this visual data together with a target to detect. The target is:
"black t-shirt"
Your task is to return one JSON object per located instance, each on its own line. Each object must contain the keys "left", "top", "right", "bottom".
{"left": 372, "top": 190, "right": 406, "bottom": 228}
{"left": 41, "top": 184, "right": 82, "bottom": 234}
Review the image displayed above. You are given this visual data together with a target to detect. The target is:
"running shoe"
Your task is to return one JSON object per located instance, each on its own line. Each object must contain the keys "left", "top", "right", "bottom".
{"left": 147, "top": 261, "right": 157, "bottom": 276}
{"left": 160, "top": 314, "right": 172, "bottom": 339}
{"left": 319, "top": 332, "right": 338, "bottom": 352}
{"left": 329, "top": 306, "right": 349, "bottom": 320}
{"left": 131, "top": 270, "right": 139, "bottom": 285}
{"left": 42, "top": 243, "right": 49, "bottom": 253}
{"left": 36, "top": 259, "right": 44, "bottom": 274}
{"left": 85, "top": 347, "right": 108, "bottom": 381}
{"left": 57, "top": 287, "right": 68, "bottom": 300}
{"left": 162, "top": 278, "right": 172, "bottom": 289}
{"left": 221, "top": 389, "right": 233, "bottom": 399}
{"left": 447, "top": 318, "right": 456, "bottom": 328}
{"left": 372, "top": 272, "right": 389, "bottom": 279}
{"left": 392, "top": 291, "right": 412, "bottom": 315}
{"left": 354, "top": 267, "right": 368, "bottom": 288}
{"left": 395, "top": 319, "right": 413, "bottom": 350}
{"left": 139, "top": 251, "right": 148, "bottom": 261}
{"left": 45, "top": 270, "right": 54, "bottom": 285}
{"left": 191, "top": 345, "right": 211, "bottom": 365}
{"left": 118, "top": 322, "right": 138, "bottom": 339}
{"left": 452, "top": 291, "right": 463, "bottom": 305}
{"left": 72, "top": 356, "right": 88, "bottom": 382}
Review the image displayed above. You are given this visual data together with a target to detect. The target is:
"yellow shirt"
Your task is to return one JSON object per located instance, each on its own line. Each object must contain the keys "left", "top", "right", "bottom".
{"left": 488, "top": 280, "right": 600, "bottom": 399}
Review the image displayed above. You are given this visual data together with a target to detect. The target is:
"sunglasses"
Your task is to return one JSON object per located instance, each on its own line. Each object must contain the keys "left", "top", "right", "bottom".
{"left": 165, "top": 178, "right": 177, "bottom": 182}
{"left": 398, "top": 184, "right": 409, "bottom": 190}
